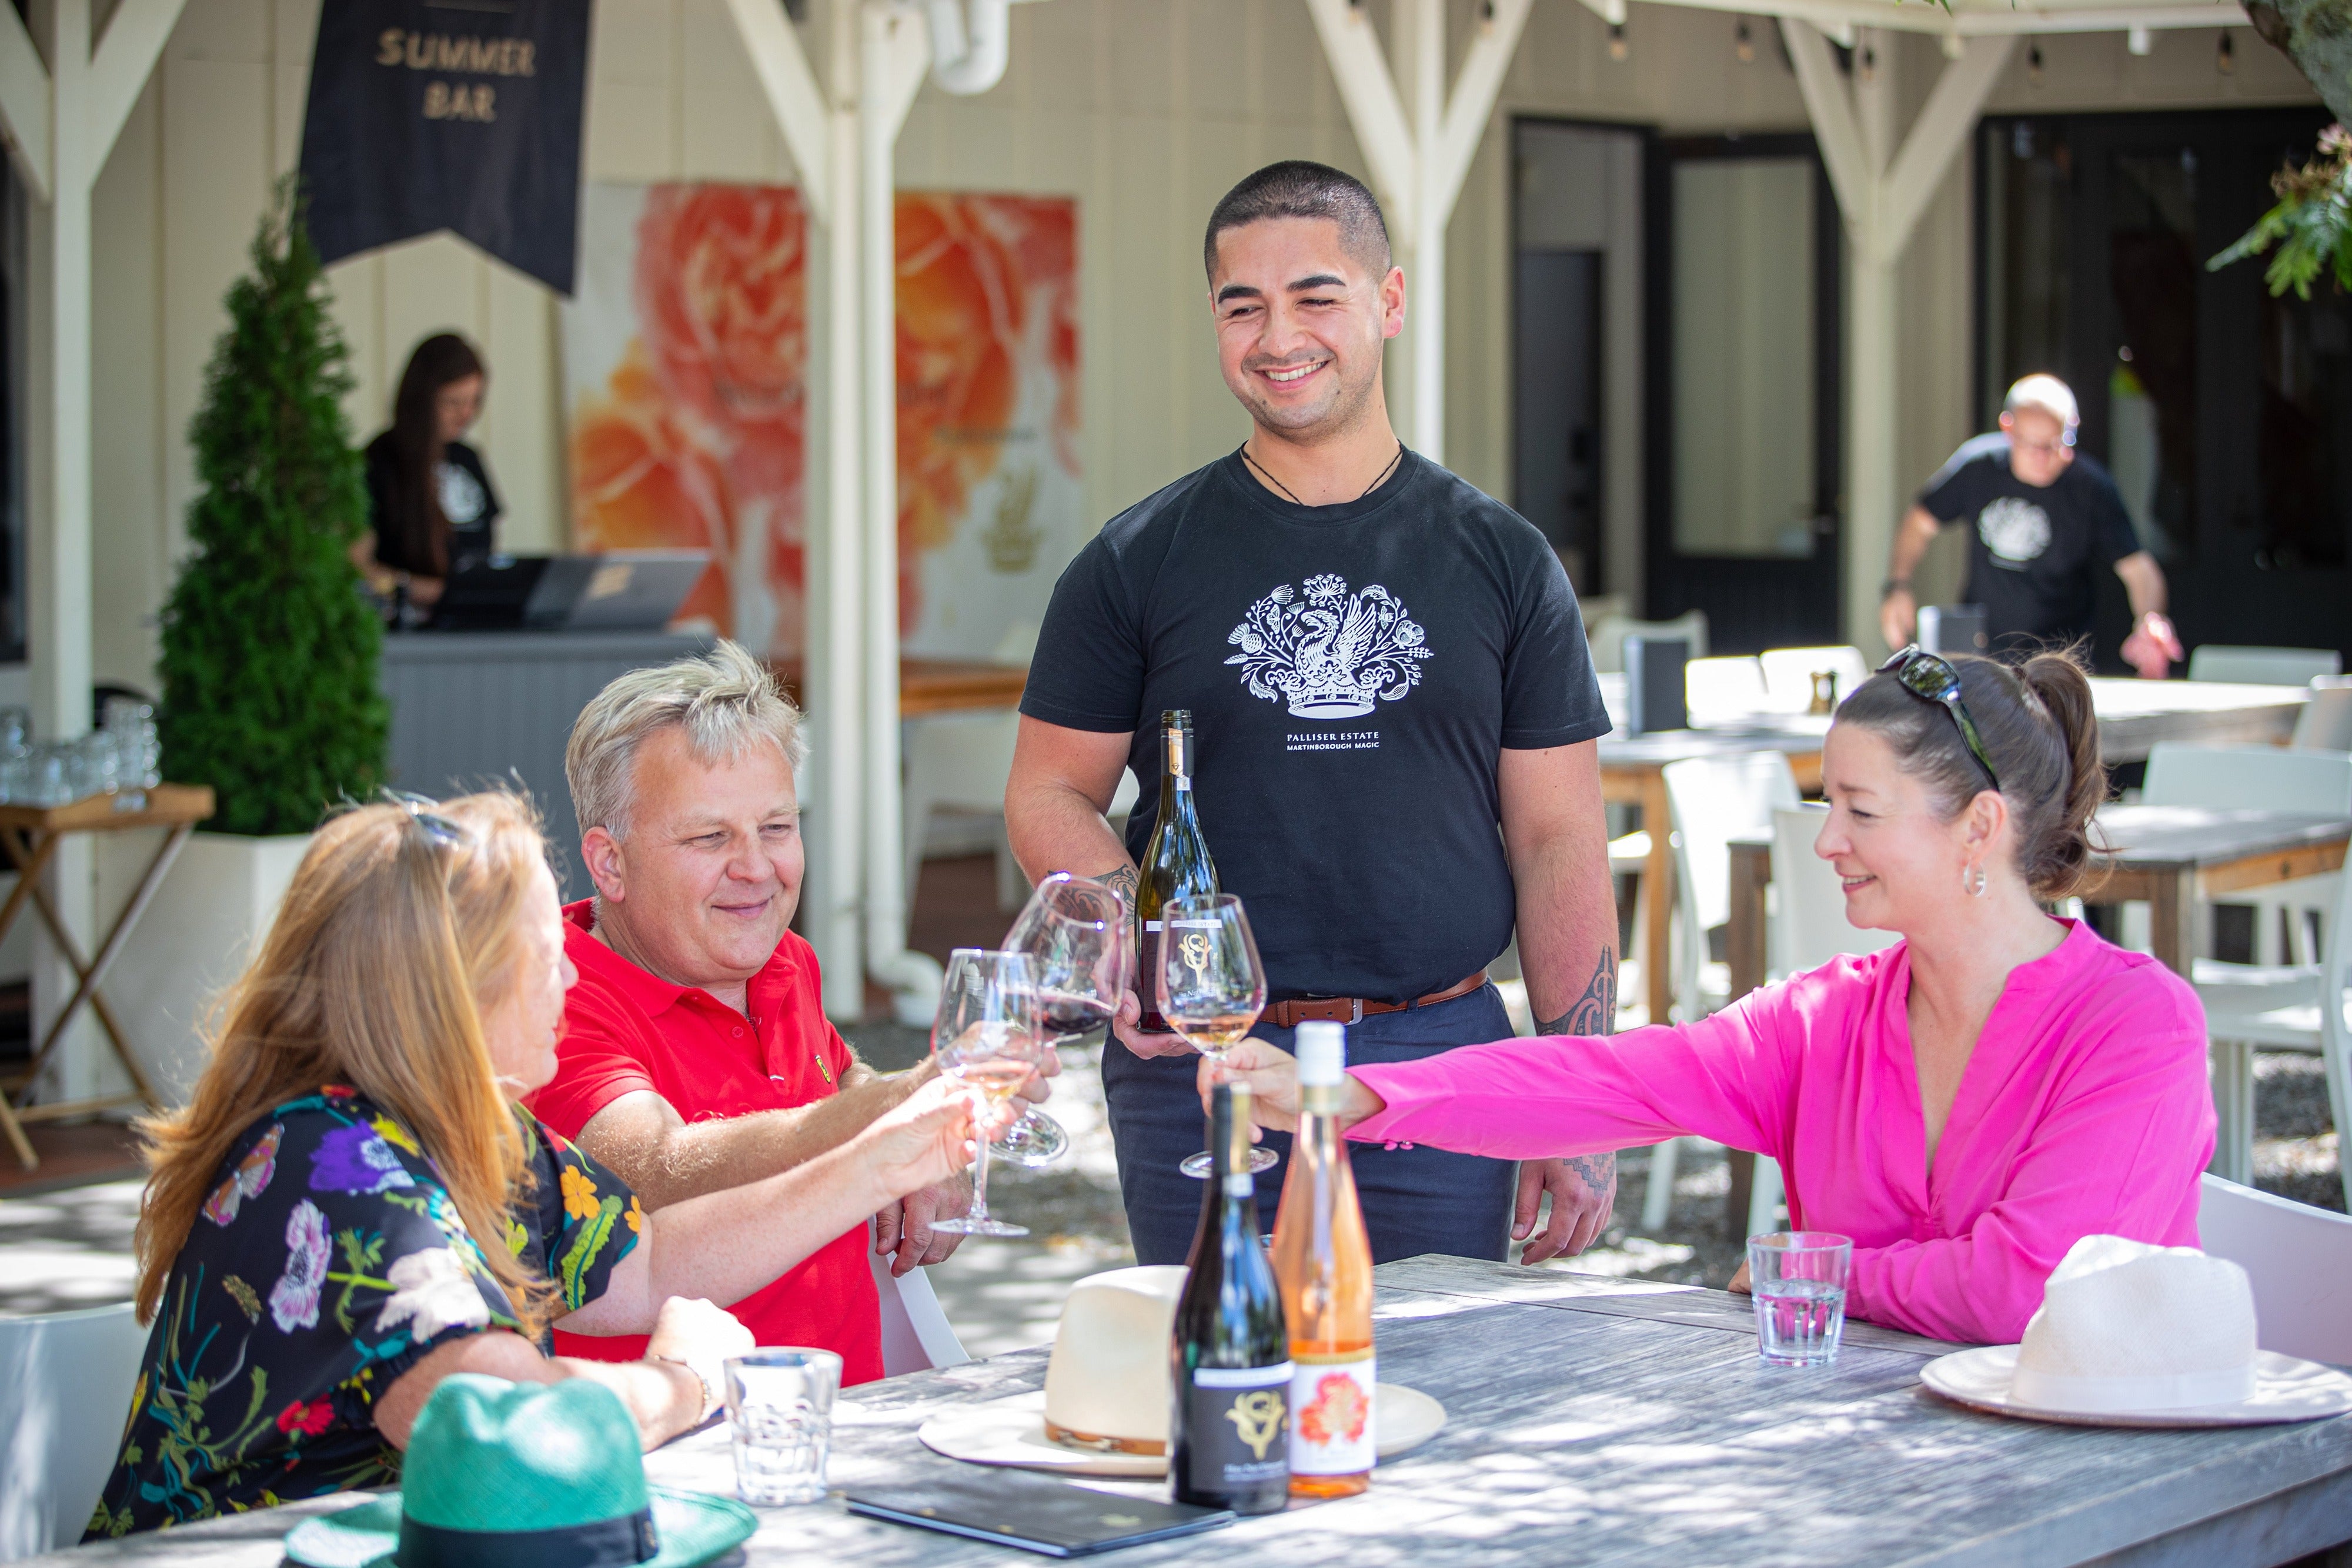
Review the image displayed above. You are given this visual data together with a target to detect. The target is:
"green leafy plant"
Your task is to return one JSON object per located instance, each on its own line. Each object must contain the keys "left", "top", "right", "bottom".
{"left": 158, "top": 179, "right": 387, "bottom": 835}
{"left": 2209, "top": 123, "right": 2352, "bottom": 298}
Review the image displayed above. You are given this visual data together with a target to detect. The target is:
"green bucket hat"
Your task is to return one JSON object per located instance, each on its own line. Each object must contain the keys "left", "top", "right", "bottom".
{"left": 283, "top": 1374, "right": 757, "bottom": 1568}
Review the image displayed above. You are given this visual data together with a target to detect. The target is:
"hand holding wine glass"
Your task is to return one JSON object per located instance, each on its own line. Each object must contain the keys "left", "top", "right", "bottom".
{"left": 927, "top": 949, "right": 1047, "bottom": 1238}
{"left": 1162, "top": 893, "right": 1279, "bottom": 1178}
{"left": 995, "top": 873, "right": 1132, "bottom": 1165}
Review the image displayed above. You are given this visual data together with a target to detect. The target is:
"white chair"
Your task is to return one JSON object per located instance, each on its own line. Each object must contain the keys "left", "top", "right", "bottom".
{"left": 1641, "top": 753, "right": 1799, "bottom": 1230}
{"left": 1589, "top": 610, "right": 1708, "bottom": 674}
{"left": 868, "top": 1252, "right": 971, "bottom": 1376}
{"left": 2293, "top": 677, "right": 2352, "bottom": 753}
{"left": 2198, "top": 1174, "right": 2352, "bottom": 1366}
{"left": 2187, "top": 646, "right": 2344, "bottom": 687}
{"left": 1758, "top": 646, "right": 1870, "bottom": 715}
{"left": 2195, "top": 837, "right": 2352, "bottom": 1206}
{"left": 0, "top": 1301, "right": 146, "bottom": 1559}
{"left": 2143, "top": 744, "right": 2352, "bottom": 968}
{"left": 1684, "top": 656, "right": 1768, "bottom": 722}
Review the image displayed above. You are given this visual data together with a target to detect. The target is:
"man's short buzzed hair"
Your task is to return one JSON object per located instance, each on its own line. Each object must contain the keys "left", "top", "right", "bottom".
{"left": 1203, "top": 161, "right": 1394, "bottom": 282}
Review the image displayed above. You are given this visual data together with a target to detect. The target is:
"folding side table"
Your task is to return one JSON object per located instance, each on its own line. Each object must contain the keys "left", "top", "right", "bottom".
{"left": 0, "top": 783, "right": 215, "bottom": 1169}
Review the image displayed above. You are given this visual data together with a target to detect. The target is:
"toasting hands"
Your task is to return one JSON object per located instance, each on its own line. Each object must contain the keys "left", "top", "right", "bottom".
{"left": 1195, "top": 1038, "right": 1387, "bottom": 1137}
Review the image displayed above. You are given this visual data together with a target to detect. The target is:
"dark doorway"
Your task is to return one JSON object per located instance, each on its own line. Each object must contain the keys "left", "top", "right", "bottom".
{"left": 1514, "top": 249, "right": 1603, "bottom": 589}
{"left": 1644, "top": 133, "right": 1843, "bottom": 653}
{"left": 1979, "top": 109, "right": 2351, "bottom": 668}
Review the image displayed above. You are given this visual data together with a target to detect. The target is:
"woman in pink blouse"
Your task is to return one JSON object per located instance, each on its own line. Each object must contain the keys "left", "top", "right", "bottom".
{"left": 1209, "top": 648, "right": 2213, "bottom": 1346}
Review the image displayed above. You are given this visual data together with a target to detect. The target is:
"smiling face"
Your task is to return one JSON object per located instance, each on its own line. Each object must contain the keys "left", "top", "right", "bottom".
{"left": 1815, "top": 724, "right": 2010, "bottom": 934}
{"left": 1209, "top": 216, "right": 1404, "bottom": 442}
{"left": 2000, "top": 406, "right": 2073, "bottom": 488}
{"left": 582, "top": 724, "right": 803, "bottom": 991}
{"left": 480, "top": 858, "right": 576, "bottom": 1096}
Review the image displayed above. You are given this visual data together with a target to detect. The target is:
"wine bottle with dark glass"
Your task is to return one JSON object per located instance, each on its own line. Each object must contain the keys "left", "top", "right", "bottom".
{"left": 1169, "top": 1081, "right": 1290, "bottom": 1515}
{"left": 1272, "top": 1021, "right": 1375, "bottom": 1498}
{"left": 1135, "top": 709, "right": 1217, "bottom": 1035}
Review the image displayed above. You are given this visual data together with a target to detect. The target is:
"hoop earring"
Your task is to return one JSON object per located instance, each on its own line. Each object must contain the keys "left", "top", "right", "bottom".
{"left": 1963, "top": 863, "right": 1988, "bottom": 898}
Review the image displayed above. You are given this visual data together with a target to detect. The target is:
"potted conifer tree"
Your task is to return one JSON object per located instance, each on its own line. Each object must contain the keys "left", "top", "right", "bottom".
{"left": 113, "top": 183, "right": 388, "bottom": 1100}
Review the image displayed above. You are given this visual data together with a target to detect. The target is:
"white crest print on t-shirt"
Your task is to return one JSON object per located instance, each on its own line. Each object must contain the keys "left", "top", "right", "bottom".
{"left": 1978, "top": 496, "right": 2052, "bottom": 567}
{"left": 1225, "top": 573, "right": 1434, "bottom": 721}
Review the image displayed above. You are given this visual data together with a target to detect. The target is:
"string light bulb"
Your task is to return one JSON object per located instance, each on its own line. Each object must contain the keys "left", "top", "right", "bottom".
{"left": 2217, "top": 29, "right": 2235, "bottom": 73}
{"left": 1609, "top": 21, "right": 1629, "bottom": 60}
{"left": 1858, "top": 44, "right": 1877, "bottom": 82}
{"left": 2027, "top": 44, "right": 2045, "bottom": 86}
{"left": 1735, "top": 19, "right": 1755, "bottom": 63}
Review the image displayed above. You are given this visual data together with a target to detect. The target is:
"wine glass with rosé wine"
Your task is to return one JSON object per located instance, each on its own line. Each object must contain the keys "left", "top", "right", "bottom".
{"left": 928, "top": 948, "right": 1048, "bottom": 1238}
{"left": 995, "top": 873, "right": 1132, "bottom": 1166}
{"left": 1163, "top": 893, "right": 1279, "bottom": 1179}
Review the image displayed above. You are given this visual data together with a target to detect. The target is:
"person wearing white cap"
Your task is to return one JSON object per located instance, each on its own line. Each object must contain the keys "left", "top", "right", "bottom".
{"left": 1205, "top": 646, "right": 2217, "bottom": 1348}
{"left": 1881, "top": 373, "right": 2182, "bottom": 677}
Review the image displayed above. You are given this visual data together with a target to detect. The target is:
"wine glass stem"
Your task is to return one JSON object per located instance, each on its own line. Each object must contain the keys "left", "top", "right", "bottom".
{"left": 968, "top": 1098, "right": 996, "bottom": 1223}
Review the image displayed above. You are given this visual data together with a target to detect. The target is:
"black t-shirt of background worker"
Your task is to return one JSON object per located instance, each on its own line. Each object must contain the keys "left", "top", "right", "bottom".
{"left": 1021, "top": 449, "right": 1611, "bottom": 1004}
{"left": 363, "top": 434, "right": 503, "bottom": 577}
{"left": 1918, "top": 433, "right": 2144, "bottom": 651}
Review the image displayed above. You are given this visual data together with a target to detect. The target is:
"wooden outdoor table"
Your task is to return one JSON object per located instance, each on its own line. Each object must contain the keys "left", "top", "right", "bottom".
{"left": 41, "top": 1255, "right": 2352, "bottom": 1566}
{"left": 0, "top": 783, "right": 214, "bottom": 1171}
{"left": 770, "top": 657, "right": 1028, "bottom": 717}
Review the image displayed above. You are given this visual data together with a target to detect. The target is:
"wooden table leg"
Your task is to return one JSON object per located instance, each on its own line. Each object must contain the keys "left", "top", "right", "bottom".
{"left": 1642, "top": 771, "right": 1675, "bottom": 1027}
{"left": 0, "top": 828, "right": 59, "bottom": 1168}
{"left": 2148, "top": 867, "right": 2197, "bottom": 977}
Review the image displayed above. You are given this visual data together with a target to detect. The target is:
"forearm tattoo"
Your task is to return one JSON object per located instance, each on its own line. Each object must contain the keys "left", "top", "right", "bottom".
{"left": 1538, "top": 950, "right": 1618, "bottom": 1038}
{"left": 1091, "top": 864, "right": 1139, "bottom": 904}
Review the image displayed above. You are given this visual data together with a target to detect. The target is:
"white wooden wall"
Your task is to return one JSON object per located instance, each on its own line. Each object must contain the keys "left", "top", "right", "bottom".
{"left": 79, "top": 0, "right": 2318, "bottom": 691}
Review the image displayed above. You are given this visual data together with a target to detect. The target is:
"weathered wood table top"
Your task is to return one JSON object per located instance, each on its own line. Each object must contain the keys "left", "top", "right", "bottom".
{"left": 37, "top": 1256, "right": 2352, "bottom": 1567}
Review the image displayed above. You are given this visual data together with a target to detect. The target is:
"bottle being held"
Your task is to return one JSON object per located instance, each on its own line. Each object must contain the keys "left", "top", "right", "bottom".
{"left": 1135, "top": 709, "right": 1218, "bottom": 1034}
{"left": 1272, "top": 1021, "right": 1376, "bottom": 1497}
{"left": 1169, "top": 1081, "right": 1290, "bottom": 1514}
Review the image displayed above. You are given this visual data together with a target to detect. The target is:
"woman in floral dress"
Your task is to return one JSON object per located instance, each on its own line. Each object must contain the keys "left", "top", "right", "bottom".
{"left": 88, "top": 793, "right": 985, "bottom": 1538}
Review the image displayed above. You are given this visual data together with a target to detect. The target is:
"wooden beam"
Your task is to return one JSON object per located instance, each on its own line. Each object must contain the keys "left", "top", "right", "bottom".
{"left": 1303, "top": 0, "right": 1418, "bottom": 234}
{"left": 1782, "top": 19, "right": 1872, "bottom": 247}
{"left": 0, "top": 2, "right": 49, "bottom": 205}
{"left": 88, "top": 0, "right": 188, "bottom": 169}
{"left": 1428, "top": 0, "right": 1534, "bottom": 232}
{"left": 1877, "top": 34, "right": 2014, "bottom": 254}
{"left": 720, "top": 0, "right": 835, "bottom": 225}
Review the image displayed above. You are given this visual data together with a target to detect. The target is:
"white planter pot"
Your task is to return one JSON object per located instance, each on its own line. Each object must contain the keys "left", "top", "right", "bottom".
{"left": 97, "top": 830, "right": 312, "bottom": 1107}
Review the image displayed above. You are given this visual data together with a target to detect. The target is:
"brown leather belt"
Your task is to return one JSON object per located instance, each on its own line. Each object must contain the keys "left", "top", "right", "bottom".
{"left": 1264, "top": 970, "right": 1491, "bottom": 1029}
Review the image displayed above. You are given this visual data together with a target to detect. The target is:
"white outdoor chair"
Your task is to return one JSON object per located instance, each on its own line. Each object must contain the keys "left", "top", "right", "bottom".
{"left": 2142, "top": 744, "right": 2352, "bottom": 968}
{"left": 868, "top": 1252, "right": 971, "bottom": 1376}
{"left": 2293, "top": 677, "right": 2352, "bottom": 753}
{"left": 1641, "top": 753, "right": 1799, "bottom": 1230}
{"left": 2187, "top": 646, "right": 2344, "bottom": 687}
{"left": 1758, "top": 646, "right": 1870, "bottom": 714}
{"left": 2194, "top": 835, "right": 2352, "bottom": 1205}
{"left": 0, "top": 1301, "right": 146, "bottom": 1559}
{"left": 1589, "top": 610, "right": 1708, "bottom": 674}
{"left": 2198, "top": 1174, "right": 2352, "bottom": 1366}
{"left": 1684, "top": 656, "right": 1769, "bottom": 722}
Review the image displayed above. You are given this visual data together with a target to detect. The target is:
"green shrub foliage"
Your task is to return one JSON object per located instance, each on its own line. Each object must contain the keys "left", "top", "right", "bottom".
{"left": 158, "top": 183, "right": 386, "bottom": 835}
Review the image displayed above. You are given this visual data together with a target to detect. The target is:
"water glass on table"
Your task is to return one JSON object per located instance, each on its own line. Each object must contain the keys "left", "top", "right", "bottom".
{"left": 1747, "top": 1231, "right": 1853, "bottom": 1367}
{"left": 725, "top": 1347, "right": 842, "bottom": 1505}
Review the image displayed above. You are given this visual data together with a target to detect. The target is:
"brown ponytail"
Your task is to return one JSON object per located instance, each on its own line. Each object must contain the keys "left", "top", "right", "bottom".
{"left": 1838, "top": 645, "right": 2109, "bottom": 900}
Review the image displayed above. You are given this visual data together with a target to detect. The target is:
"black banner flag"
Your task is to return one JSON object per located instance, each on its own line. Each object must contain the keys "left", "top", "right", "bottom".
{"left": 299, "top": 0, "right": 594, "bottom": 295}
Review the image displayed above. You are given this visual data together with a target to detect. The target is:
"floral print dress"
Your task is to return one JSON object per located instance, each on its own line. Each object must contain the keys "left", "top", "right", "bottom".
{"left": 86, "top": 1085, "right": 643, "bottom": 1539}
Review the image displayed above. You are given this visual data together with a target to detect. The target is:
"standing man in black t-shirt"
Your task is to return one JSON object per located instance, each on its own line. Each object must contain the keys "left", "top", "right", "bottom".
{"left": 1881, "top": 374, "right": 2180, "bottom": 674}
{"left": 1005, "top": 162, "right": 1621, "bottom": 1268}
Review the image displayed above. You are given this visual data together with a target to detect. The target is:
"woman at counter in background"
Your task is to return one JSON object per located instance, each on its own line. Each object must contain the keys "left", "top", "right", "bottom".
{"left": 354, "top": 333, "right": 502, "bottom": 615}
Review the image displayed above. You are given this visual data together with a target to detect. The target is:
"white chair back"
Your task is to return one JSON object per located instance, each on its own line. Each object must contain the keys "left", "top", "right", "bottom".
{"left": 868, "top": 1252, "right": 970, "bottom": 1377}
{"left": 2187, "top": 646, "right": 2344, "bottom": 687}
{"left": 2142, "top": 744, "right": 2352, "bottom": 816}
{"left": 2293, "top": 678, "right": 2352, "bottom": 753}
{"left": 901, "top": 710, "right": 1025, "bottom": 918}
{"left": 1589, "top": 610, "right": 1708, "bottom": 674}
{"left": 0, "top": 1302, "right": 145, "bottom": 1559}
{"left": 1758, "top": 646, "right": 1870, "bottom": 714}
{"left": 1769, "top": 805, "right": 1902, "bottom": 979}
{"left": 1685, "top": 657, "right": 1768, "bottom": 720}
{"left": 1662, "top": 753, "right": 1800, "bottom": 1018}
{"left": 2198, "top": 1175, "right": 2352, "bottom": 1366}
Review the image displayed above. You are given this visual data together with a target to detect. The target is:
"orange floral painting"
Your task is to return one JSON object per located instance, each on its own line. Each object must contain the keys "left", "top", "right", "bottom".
{"left": 564, "top": 183, "right": 1080, "bottom": 656}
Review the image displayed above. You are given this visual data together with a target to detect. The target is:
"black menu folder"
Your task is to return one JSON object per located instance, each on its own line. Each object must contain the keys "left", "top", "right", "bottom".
{"left": 843, "top": 1469, "right": 1235, "bottom": 1557}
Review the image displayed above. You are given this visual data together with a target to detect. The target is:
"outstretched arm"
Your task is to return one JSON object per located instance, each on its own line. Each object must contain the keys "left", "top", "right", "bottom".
{"left": 2114, "top": 551, "right": 2181, "bottom": 679}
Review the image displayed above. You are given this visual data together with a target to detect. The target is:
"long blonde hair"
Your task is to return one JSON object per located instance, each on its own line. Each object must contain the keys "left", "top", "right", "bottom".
{"left": 133, "top": 791, "right": 557, "bottom": 1330}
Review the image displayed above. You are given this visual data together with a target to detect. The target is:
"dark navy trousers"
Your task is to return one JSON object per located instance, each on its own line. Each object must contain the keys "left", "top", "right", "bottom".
{"left": 1101, "top": 984, "right": 1520, "bottom": 1267}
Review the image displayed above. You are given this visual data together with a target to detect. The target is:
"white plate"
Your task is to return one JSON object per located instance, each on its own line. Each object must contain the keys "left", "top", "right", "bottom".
{"left": 1920, "top": 1345, "right": 2352, "bottom": 1428}
{"left": 918, "top": 1385, "right": 1446, "bottom": 1477}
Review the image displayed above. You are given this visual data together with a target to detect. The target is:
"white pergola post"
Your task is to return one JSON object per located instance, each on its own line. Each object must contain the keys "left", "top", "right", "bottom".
{"left": 1782, "top": 21, "right": 2013, "bottom": 654}
{"left": 1306, "top": 0, "right": 1532, "bottom": 466}
{"left": 2, "top": 0, "right": 186, "bottom": 1098}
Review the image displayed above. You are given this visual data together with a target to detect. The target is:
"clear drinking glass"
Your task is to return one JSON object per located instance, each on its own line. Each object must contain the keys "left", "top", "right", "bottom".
{"left": 928, "top": 948, "right": 1046, "bottom": 1238}
{"left": 1747, "top": 1231, "right": 1853, "bottom": 1367}
{"left": 724, "top": 1347, "right": 843, "bottom": 1506}
{"left": 1163, "top": 893, "right": 1278, "bottom": 1179}
{"left": 995, "top": 872, "right": 1131, "bottom": 1168}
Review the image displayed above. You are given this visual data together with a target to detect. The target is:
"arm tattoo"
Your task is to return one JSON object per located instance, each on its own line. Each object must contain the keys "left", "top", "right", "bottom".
{"left": 1537, "top": 950, "right": 1618, "bottom": 1038}
{"left": 1563, "top": 1151, "right": 1615, "bottom": 1189}
{"left": 1091, "top": 864, "right": 1139, "bottom": 905}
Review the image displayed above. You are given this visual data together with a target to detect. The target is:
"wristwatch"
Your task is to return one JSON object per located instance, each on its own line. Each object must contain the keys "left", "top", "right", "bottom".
{"left": 1880, "top": 578, "right": 1913, "bottom": 599}
{"left": 650, "top": 1353, "right": 719, "bottom": 1423}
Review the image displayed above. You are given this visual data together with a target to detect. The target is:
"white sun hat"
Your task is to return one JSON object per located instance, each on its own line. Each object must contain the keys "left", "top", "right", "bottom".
{"left": 1922, "top": 1235, "right": 2352, "bottom": 1427}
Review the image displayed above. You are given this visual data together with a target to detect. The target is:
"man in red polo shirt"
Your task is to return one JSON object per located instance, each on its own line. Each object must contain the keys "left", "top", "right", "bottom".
{"left": 529, "top": 641, "right": 1050, "bottom": 1385}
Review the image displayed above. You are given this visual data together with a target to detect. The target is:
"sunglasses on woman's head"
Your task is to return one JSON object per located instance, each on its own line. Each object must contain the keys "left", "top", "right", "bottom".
{"left": 385, "top": 790, "right": 471, "bottom": 850}
{"left": 1876, "top": 646, "right": 2002, "bottom": 792}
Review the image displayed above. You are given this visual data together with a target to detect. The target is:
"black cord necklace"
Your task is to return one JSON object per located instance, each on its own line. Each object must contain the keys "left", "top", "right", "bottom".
{"left": 1241, "top": 440, "right": 1405, "bottom": 507}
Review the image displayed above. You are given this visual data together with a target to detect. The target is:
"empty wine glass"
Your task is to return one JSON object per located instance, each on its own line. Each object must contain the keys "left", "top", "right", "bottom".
{"left": 995, "top": 873, "right": 1131, "bottom": 1167}
{"left": 1162, "top": 893, "right": 1278, "bottom": 1179}
{"left": 927, "top": 948, "right": 1047, "bottom": 1239}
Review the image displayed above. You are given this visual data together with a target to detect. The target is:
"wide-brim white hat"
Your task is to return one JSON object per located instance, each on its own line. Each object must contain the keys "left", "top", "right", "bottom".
{"left": 1921, "top": 1234, "right": 2352, "bottom": 1428}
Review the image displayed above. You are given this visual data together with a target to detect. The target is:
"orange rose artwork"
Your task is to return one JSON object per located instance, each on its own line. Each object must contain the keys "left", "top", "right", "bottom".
{"left": 567, "top": 184, "right": 1078, "bottom": 656}
{"left": 1297, "top": 1371, "right": 1371, "bottom": 1446}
